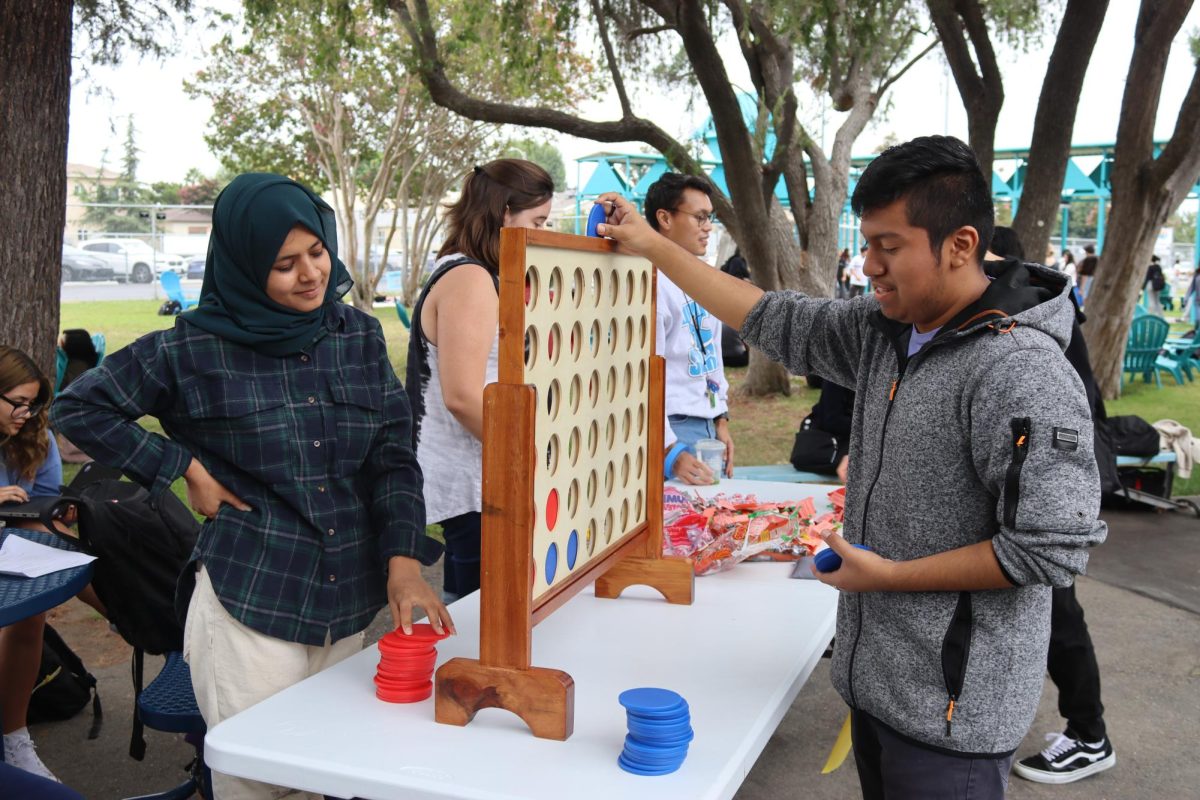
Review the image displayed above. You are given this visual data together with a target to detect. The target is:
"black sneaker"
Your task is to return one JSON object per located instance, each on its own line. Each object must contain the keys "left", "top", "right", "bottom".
{"left": 1014, "top": 730, "right": 1116, "bottom": 784}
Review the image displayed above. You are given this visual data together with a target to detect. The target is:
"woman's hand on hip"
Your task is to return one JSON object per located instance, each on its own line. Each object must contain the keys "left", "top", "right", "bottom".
{"left": 387, "top": 556, "right": 456, "bottom": 636}
{"left": 183, "top": 458, "right": 251, "bottom": 519}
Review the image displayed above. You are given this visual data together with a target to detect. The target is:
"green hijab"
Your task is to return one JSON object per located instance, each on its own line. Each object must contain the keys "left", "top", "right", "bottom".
{"left": 182, "top": 173, "right": 353, "bottom": 357}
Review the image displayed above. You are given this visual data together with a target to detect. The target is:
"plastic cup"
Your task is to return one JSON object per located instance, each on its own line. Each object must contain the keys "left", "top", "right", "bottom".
{"left": 693, "top": 438, "right": 725, "bottom": 483}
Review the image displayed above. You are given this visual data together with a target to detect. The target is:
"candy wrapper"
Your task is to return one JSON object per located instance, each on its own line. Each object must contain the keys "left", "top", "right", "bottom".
{"left": 663, "top": 487, "right": 846, "bottom": 576}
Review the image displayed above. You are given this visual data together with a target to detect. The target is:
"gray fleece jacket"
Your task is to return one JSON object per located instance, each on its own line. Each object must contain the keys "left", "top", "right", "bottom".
{"left": 741, "top": 259, "right": 1107, "bottom": 756}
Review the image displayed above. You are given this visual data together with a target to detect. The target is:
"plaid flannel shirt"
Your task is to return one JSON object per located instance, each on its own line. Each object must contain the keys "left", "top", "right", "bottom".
{"left": 51, "top": 304, "right": 439, "bottom": 645}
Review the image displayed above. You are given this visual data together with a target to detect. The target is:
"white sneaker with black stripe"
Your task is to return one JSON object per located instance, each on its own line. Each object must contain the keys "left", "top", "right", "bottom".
{"left": 1014, "top": 730, "right": 1116, "bottom": 784}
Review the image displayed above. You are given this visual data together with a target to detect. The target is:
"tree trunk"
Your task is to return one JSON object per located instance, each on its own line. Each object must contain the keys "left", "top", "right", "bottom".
{"left": 1011, "top": 0, "right": 1109, "bottom": 259}
{"left": 740, "top": 202, "right": 802, "bottom": 396}
{"left": 0, "top": 0, "right": 71, "bottom": 376}
{"left": 1083, "top": 0, "right": 1200, "bottom": 399}
{"left": 927, "top": 0, "right": 1004, "bottom": 178}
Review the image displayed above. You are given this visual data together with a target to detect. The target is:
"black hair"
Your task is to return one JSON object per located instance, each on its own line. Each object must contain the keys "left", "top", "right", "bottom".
{"left": 989, "top": 226, "right": 1025, "bottom": 261}
{"left": 645, "top": 173, "right": 713, "bottom": 232}
{"left": 60, "top": 329, "right": 99, "bottom": 366}
{"left": 850, "top": 135, "right": 993, "bottom": 265}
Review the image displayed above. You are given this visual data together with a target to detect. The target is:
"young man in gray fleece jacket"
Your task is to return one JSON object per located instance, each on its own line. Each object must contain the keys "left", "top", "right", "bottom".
{"left": 598, "top": 135, "right": 1107, "bottom": 799}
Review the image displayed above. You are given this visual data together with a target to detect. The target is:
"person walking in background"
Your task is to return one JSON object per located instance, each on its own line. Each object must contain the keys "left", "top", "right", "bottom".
{"left": 1145, "top": 255, "right": 1165, "bottom": 316}
{"left": 846, "top": 244, "right": 869, "bottom": 298}
{"left": 53, "top": 173, "right": 452, "bottom": 800}
{"left": 836, "top": 248, "right": 851, "bottom": 298}
{"left": 405, "top": 159, "right": 555, "bottom": 602}
{"left": 1077, "top": 244, "right": 1098, "bottom": 301}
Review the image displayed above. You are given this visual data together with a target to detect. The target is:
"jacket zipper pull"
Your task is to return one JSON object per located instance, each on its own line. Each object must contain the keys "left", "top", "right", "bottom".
{"left": 889, "top": 379, "right": 898, "bottom": 401}
{"left": 945, "top": 697, "right": 956, "bottom": 736}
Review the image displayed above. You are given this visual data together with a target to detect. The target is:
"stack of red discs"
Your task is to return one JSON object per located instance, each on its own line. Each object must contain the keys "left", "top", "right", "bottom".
{"left": 374, "top": 623, "right": 449, "bottom": 703}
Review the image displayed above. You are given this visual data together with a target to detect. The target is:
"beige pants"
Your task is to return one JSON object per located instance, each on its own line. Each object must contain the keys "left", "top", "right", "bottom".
{"left": 184, "top": 565, "right": 363, "bottom": 800}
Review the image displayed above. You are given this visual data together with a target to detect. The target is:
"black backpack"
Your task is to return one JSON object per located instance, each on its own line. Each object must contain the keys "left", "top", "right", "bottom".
{"left": 27, "top": 623, "right": 103, "bottom": 739}
{"left": 67, "top": 478, "right": 200, "bottom": 656}
{"left": 45, "top": 465, "right": 201, "bottom": 759}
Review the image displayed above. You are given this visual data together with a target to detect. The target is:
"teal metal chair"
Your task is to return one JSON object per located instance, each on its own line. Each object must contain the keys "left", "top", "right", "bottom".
{"left": 160, "top": 272, "right": 198, "bottom": 311}
{"left": 1123, "top": 315, "right": 1170, "bottom": 388}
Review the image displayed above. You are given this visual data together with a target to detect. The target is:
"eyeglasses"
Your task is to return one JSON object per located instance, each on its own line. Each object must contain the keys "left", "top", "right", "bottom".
{"left": 0, "top": 394, "right": 45, "bottom": 420}
{"left": 670, "top": 209, "right": 714, "bottom": 227}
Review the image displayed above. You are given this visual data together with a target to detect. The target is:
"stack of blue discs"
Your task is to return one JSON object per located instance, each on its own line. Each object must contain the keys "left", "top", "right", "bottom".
{"left": 617, "top": 688, "right": 694, "bottom": 776}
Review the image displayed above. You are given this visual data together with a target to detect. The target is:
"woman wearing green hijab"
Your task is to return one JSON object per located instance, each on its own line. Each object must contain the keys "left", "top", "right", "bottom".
{"left": 53, "top": 173, "right": 452, "bottom": 800}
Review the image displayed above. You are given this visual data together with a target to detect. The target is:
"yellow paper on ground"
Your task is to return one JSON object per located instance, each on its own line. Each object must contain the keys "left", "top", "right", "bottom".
{"left": 821, "top": 713, "right": 852, "bottom": 774}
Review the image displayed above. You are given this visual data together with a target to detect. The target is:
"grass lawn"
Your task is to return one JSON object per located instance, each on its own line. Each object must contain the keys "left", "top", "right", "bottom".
{"left": 59, "top": 300, "right": 1200, "bottom": 497}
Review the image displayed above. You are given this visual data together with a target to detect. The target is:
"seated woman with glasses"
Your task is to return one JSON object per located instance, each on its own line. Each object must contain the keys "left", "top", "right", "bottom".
{"left": 0, "top": 345, "right": 67, "bottom": 782}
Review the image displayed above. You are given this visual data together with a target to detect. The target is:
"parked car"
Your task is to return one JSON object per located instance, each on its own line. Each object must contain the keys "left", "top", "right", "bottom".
{"left": 61, "top": 244, "right": 115, "bottom": 282}
{"left": 185, "top": 255, "right": 205, "bottom": 281}
{"left": 79, "top": 239, "right": 185, "bottom": 283}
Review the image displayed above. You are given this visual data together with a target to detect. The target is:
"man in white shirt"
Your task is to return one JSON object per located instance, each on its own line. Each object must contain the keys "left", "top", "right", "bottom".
{"left": 848, "top": 244, "right": 869, "bottom": 297}
{"left": 644, "top": 173, "right": 734, "bottom": 483}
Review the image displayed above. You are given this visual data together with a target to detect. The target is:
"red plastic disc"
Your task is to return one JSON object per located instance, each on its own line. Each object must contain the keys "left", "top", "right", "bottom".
{"left": 546, "top": 488, "right": 559, "bottom": 530}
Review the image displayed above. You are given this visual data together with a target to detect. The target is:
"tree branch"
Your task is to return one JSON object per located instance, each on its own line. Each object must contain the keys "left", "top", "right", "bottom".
{"left": 590, "top": 0, "right": 633, "bottom": 118}
{"left": 876, "top": 34, "right": 939, "bottom": 97}
{"left": 623, "top": 23, "right": 675, "bottom": 41}
{"left": 1152, "top": 61, "right": 1200, "bottom": 192}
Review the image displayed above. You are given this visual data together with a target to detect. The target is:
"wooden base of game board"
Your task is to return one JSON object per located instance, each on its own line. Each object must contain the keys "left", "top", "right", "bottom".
{"left": 435, "top": 658, "right": 576, "bottom": 741}
{"left": 594, "top": 555, "right": 695, "bottom": 604}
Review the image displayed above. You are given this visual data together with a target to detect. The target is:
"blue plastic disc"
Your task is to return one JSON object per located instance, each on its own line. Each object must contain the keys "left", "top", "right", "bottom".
{"left": 628, "top": 720, "right": 694, "bottom": 741}
{"left": 623, "top": 735, "right": 691, "bottom": 759}
{"left": 813, "top": 543, "right": 872, "bottom": 573}
{"left": 567, "top": 530, "right": 578, "bottom": 569}
{"left": 617, "top": 753, "right": 683, "bottom": 776}
{"left": 586, "top": 203, "right": 608, "bottom": 237}
{"left": 619, "top": 688, "right": 686, "bottom": 714}
{"left": 545, "top": 542, "right": 558, "bottom": 585}
{"left": 626, "top": 700, "right": 688, "bottom": 720}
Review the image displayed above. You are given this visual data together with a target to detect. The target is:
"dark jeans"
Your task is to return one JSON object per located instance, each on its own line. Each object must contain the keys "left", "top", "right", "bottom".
{"left": 852, "top": 710, "right": 1013, "bottom": 800}
{"left": 0, "top": 762, "right": 86, "bottom": 800}
{"left": 439, "top": 511, "right": 481, "bottom": 600}
{"left": 1047, "top": 583, "right": 1106, "bottom": 741}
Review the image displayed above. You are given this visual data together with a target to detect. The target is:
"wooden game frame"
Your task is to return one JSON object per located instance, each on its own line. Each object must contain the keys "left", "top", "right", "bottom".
{"left": 435, "top": 228, "right": 695, "bottom": 740}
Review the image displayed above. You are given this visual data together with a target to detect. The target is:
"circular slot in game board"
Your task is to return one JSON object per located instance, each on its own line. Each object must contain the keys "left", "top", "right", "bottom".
{"left": 524, "top": 326, "right": 538, "bottom": 370}
{"left": 548, "top": 267, "right": 563, "bottom": 309}
{"left": 625, "top": 271, "right": 635, "bottom": 304}
{"left": 590, "top": 268, "right": 602, "bottom": 308}
{"left": 620, "top": 498, "right": 629, "bottom": 531}
{"left": 570, "top": 321, "right": 583, "bottom": 362}
{"left": 525, "top": 267, "right": 539, "bottom": 311}
{"left": 606, "top": 366, "right": 617, "bottom": 402}
{"left": 545, "top": 542, "right": 558, "bottom": 585}
{"left": 546, "top": 434, "right": 559, "bottom": 475}
{"left": 568, "top": 427, "right": 581, "bottom": 466}
{"left": 548, "top": 323, "right": 562, "bottom": 365}
{"left": 621, "top": 453, "right": 630, "bottom": 487}
{"left": 608, "top": 269, "right": 619, "bottom": 305}
{"left": 635, "top": 448, "right": 644, "bottom": 479}
{"left": 589, "top": 320, "right": 601, "bottom": 357}
{"left": 547, "top": 379, "right": 560, "bottom": 420}
{"left": 567, "top": 530, "right": 579, "bottom": 569}
{"left": 588, "top": 420, "right": 599, "bottom": 457}
{"left": 624, "top": 316, "right": 633, "bottom": 350}
{"left": 640, "top": 270, "right": 649, "bottom": 303}
{"left": 621, "top": 408, "right": 631, "bottom": 443}
{"left": 638, "top": 360, "right": 646, "bottom": 391}
{"left": 586, "top": 470, "right": 598, "bottom": 505}
{"left": 605, "top": 415, "right": 615, "bottom": 449}
{"left": 567, "top": 478, "right": 579, "bottom": 516}
{"left": 546, "top": 488, "right": 559, "bottom": 531}
{"left": 603, "top": 509, "right": 614, "bottom": 543}
{"left": 587, "top": 519, "right": 597, "bottom": 555}
{"left": 637, "top": 403, "right": 645, "bottom": 435}
{"left": 571, "top": 268, "right": 584, "bottom": 309}
{"left": 607, "top": 319, "right": 618, "bottom": 354}
{"left": 604, "top": 461, "right": 615, "bottom": 497}
{"left": 639, "top": 316, "right": 648, "bottom": 349}
{"left": 569, "top": 375, "right": 581, "bottom": 414}
{"left": 622, "top": 364, "right": 633, "bottom": 397}
{"left": 635, "top": 489, "right": 644, "bottom": 519}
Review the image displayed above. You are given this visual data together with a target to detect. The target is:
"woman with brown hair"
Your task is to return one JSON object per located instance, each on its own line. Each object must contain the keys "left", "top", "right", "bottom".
{"left": 405, "top": 159, "right": 554, "bottom": 601}
{"left": 0, "top": 345, "right": 63, "bottom": 780}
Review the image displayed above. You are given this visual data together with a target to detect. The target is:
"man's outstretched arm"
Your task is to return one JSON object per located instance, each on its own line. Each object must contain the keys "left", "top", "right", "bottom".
{"left": 596, "top": 193, "right": 764, "bottom": 331}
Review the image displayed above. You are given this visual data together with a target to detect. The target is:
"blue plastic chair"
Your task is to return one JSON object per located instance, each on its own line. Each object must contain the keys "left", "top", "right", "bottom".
{"left": 160, "top": 272, "right": 198, "bottom": 311}
{"left": 1123, "top": 315, "right": 1170, "bottom": 388}
{"left": 123, "top": 651, "right": 210, "bottom": 800}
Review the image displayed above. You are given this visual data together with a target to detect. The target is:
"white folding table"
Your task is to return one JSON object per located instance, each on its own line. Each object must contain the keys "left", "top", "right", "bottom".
{"left": 204, "top": 480, "right": 840, "bottom": 800}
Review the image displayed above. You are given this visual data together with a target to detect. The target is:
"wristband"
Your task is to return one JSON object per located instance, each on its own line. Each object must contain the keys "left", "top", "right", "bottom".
{"left": 663, "top": 441, "right": 691, "bottom": 480}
